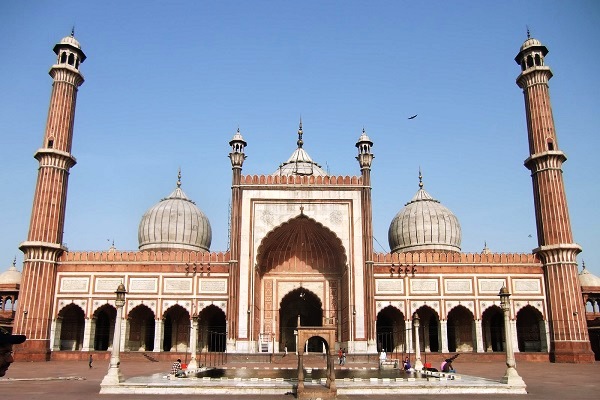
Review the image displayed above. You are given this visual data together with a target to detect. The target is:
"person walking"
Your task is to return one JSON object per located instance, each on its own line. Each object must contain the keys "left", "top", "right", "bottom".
{"left": 88, "top": 353, "right": 93, "bottom": 369}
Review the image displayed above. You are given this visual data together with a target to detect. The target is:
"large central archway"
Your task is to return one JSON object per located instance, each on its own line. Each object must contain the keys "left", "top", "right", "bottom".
{"left": 254, "top": 214, "right": 348, "bottom": 350}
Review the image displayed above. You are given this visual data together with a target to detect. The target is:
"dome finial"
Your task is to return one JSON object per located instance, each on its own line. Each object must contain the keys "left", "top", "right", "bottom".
{"left": 71, "top": 26, "right": 75, "bottom": 37}
{"left": 418, "top": 167, "right": 423, "bottom": 188}
{"left": 297, "top": 117, "right": 304, "bottom": 148}
{"left": 177, "top": 168, "right": 182, "bottom": 188}
{"left": 526, "top": 25, "right": 530, "bottom": 39}
{"left": 582, "top": 260, "right": 586, "bottom": 270}
{"left": 12, "top": 257, "right": 16, "bottom": 268}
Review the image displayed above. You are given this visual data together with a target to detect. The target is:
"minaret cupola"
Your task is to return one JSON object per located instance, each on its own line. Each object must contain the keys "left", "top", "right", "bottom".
{"left": 515, "top": 29, "right": 548, "bottom": 74}
{"left": 53, "top": 28, "right": 87, "bottom": 71}
{"left": 229, "top": 128, "right": 247, "bottom": 169}
{"left": 355, "top": 128, "right": 374, "bottom": 170}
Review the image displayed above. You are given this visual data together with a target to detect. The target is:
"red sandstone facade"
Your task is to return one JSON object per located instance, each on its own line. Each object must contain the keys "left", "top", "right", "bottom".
{"left": 7, "top": 33, "right": 595, "bottom": 363}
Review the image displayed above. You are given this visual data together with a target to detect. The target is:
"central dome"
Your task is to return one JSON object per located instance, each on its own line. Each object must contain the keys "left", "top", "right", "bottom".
{"left": 138, "top": 175, "right": 211, "bottom": 252}
{"left": 388, "top": 179, "right": 461, "bottom": 253}
{"left": 273, "top": 121, "right": 328, "bottom": 177}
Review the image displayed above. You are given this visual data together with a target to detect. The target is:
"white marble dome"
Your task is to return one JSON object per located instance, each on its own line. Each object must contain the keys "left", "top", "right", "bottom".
{"left": 138, "top": 180, "right": 211, "bottom": 252}
{"left": 519, "top": 37, "right": 543, "bottom": 52}
{"left": 388, "top": 183, "right": 461, "bottom": 253}
{"left": 273, "top": 121, "right": 328, "bottom": 177}
{"left": 579, "top": 265, "right": 600, "bottom": 287}
{"left": 0, "top": 261, "right": 21, "bottom": 285}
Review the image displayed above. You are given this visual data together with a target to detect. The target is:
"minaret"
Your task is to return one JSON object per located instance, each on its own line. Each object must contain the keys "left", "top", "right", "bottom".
{"left": 356, "top": 128, "right": 376, "bottom": 351}
{"left": 228, "top": 128, "right": 246, "bottom": 350}
{"left": 515, "top": 32, "right": 594, "bottom": 363}
{"left": 14, "top": 31, "right": 86, "bottom": 360}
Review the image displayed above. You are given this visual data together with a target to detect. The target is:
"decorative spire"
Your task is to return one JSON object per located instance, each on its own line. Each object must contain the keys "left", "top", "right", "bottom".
{"left": 526, "top": 26, "right": 530, "bottom": 39}
{"left": 297, "top": 117, "right": 304, "bottom": 148}
{"left": 418, "top": 167, "right": 423, "bottom": 189}
{"left": 582, "top": 260, "right": 586, "bottom": 270}
{"left": 177, "top": 168, "right": 182, "bottom": 188}
{"left": 482, "top": 241, "right": 491, "bottom": 254}
{"left": 12, "top": 257, "right": 16, "bottom": 268}
{"left": 71, "top": 26, "right": 75, "bottom": 37}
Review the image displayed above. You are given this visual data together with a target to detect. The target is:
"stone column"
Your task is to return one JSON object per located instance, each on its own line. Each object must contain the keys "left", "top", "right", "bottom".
{"left": 153, "top": 319, "right": 163, "bottom": 352}
{"left": 405, "top": 325, "right": 412, "bottom": 354}
{"left": 475, "top": 320, "right": 484, "bottom": 352}
{"left": 188, "top": 316, "right": 199, "bottom": 369}
{"left": 51, "top": 318, "right": 61, "bottom": 351}
{"left": 440, "top": 320, "right": 449, "bottom": 353}
{"left": 511, "top": 320, "right": 520, "bottom": 353}
{"left": 119, "top": 319, "right": 127, "bottom": 352}
{"left": 413, "top": 313, "right": 423, "bottom": 371}
{"left": 82, "top": 318, "right": 93, "bottom": 351}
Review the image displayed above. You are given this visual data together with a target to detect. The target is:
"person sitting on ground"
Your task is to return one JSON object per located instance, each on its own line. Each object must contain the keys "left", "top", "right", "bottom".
{"left": 403, "top": 356, "right": 411, "bottom": 371}
{"left": 442, "top": 359, "right": 456, "bottom": 373}
{"left": 0, "top": 327, "right": 26, "bottom": 377}
{"left": 171, "top": 358, "right": 182, "bottom": 376}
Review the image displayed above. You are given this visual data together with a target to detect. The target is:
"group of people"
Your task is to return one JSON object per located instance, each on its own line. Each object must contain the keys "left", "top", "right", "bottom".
{"left": 337, "top": 348, "right": 347, "bottom": 365}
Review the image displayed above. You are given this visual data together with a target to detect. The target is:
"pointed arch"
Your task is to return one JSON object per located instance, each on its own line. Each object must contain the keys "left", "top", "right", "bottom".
{"left": 446, "top": 305, "right": 475, "bottom": 352}
{"left": 279, "top": 288, "right": 323, "bottom": 352}
{"left": 256, "top": 214, "right": 347, "bottom": 275}
{"left": 198, "top": 304, "right": 226, "bottom": 352}
{"left": 93, "top": 304, "right": 116, "bottom": 351}
{"left": 162, "top": 304, "right": 190, "bottom": 352}
{"left": 127, "top": 304, "right": 156, "bottom": 351}
{"left": 516, "top": 305, "right": 546, "bottom": 352}
{"left": 482, "top": 305, "right": 504, "bottom": 352}
{"left": 57, "top": 303, "right": 85, "bottom": 350}
{"left": 413, "top": 305, "right": 440, "bottom": 353}
{"left": 376, "top": 305, "right": 406, "bottom": 353}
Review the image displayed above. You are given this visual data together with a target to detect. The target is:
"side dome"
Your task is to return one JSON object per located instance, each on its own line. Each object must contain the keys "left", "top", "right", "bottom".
{"left": 138, "top": 176, "right": 211, "bottom": 252}
{"left": 388, "top": 178, "right": 461, "bottom": 253}
{"left": 579, "top": 263, "right": 600, "bottom": 287}
{"left": 0, "top": 260, "right": 21, "bottom": 285}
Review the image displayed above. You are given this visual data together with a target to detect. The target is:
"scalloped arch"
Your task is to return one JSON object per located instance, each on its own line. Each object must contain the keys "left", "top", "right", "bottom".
{"left": 256, "top": 215, "right": 347, "bottom": 275}
{"left": 57, "top": 300, "right": 86, "bottom": 317}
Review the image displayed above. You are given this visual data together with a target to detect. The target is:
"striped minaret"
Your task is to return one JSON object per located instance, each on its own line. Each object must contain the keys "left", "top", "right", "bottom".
{"left": 515, "top": 32, "right": 594, "bottom": 363}
{"left": 356, "top": 129, "right": 376, "bottom": 351}
{"left": 14, "top": 31, "right": 85, "bottom": 360}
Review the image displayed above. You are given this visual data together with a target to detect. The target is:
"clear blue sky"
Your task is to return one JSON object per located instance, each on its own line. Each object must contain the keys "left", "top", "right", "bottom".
{"left": 1, "top": 1, "right": 599, "bottom": 277}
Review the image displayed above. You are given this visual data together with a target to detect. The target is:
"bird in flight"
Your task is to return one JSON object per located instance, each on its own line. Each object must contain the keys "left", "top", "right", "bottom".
{"left": 408, "top": 114, "right": 418, "bottom": 120}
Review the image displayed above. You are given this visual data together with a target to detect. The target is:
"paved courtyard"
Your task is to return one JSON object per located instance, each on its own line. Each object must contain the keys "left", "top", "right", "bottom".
{"left": 1, "top": 357, "right": 598, "bottom": 399}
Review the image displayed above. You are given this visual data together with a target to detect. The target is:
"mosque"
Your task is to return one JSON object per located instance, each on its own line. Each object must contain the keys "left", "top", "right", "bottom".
{"left": 0, "top": 32, "right": 598, "bottom": 363}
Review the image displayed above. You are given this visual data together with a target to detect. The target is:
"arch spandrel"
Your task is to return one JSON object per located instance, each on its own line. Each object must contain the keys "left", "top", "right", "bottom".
{"left": 410, "top": 301, "right": 440, "bottom": 318}
{"left": 256, "top": 215, "right": 347, "bottom": 276}
{"left": 56, "top": 299, "right": 86, "bottom": 317}
{"left": 479, "top": 301, "right": 503, "bottom": 317}
{"left": 198, "top": 300, "right": 227, "bottom": 315}
{"left": 162, "top": 300, "right": 192, "bottom": 317}
{"left": 376, "top": 301, "right": 405, "bottom": 315}
{"left": 91, "top": 299, "right": 117, "bottom": 316}
{"left": 514, "top": 300, "right": 545, "bottom": 317}
{"left": 127, "top": 300, "right": 157, "bottom": 317}
{"left": 445, "top": 300, "right": 475, "bottom": 318}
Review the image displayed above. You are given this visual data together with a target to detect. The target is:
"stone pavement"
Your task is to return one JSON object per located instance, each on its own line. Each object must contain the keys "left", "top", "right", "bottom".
{"left": 1, "top": 356, "right": 598, "bottom": 400}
